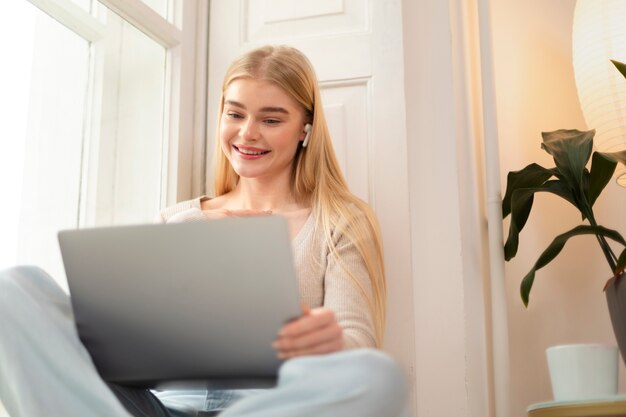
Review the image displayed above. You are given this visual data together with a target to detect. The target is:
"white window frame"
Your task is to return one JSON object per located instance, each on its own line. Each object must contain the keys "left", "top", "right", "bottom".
{"left": 25, "top": 0, "right": 208, "bottom": 220}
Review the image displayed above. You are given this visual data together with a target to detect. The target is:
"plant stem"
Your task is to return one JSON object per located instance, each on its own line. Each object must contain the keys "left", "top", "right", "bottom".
{"left": 582, "top": 200, "right": 618, "bottom": 272}
{"left": 597, "top": 235, "right": 618, "bottom": 272}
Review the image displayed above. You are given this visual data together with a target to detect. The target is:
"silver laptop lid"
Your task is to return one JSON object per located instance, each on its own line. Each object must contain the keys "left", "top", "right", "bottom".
{"left": 58, "top": 216, "right": 301, "bottom": 386}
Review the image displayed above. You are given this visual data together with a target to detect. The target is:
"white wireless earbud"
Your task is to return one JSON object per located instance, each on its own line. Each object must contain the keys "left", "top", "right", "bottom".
{"left": 302, "top": 123, "right": 312, "bottom": 148}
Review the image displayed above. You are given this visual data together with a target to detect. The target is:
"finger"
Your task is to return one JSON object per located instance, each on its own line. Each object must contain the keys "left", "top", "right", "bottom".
{"left": 277, "top": 336, "right": 344, "bottom": 359}
{"left": 301, "top": 303, "right": 311, "bottom": 315}
{"left": 274, "top": 322, "right": 342, "bottom": 352}
{"left": 278, "top": 309, "right": 335, "bottom": 338}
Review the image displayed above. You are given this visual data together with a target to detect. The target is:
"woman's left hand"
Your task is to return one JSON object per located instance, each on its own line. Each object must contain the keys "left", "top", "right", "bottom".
{"left": 273, "top": 306, "right": 344, "bottom": 359}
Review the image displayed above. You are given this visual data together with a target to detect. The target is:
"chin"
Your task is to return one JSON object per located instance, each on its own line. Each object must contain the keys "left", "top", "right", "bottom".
{"left": 231, "top": 166, "right": 264, "bottom": 179}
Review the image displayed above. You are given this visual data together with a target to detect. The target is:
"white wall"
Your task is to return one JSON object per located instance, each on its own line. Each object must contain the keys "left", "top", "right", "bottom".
{"left": 490, "top": 0, "right": 626, "bottom": 415}
{"left": 403, "top": 0, "right": 492, "bottom": 416}
{"left": 404, "top": 1, "right": 626, "bottom": 416}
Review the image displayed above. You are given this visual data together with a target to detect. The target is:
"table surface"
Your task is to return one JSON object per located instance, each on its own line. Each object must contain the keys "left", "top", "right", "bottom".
{"left": 528, "top": 395, "right": 626, "bottom": 417}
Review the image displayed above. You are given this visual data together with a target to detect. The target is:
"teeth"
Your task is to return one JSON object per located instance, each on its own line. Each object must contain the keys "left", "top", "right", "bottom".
{"left": 237, "top": 147, "right": 267, "bottom": 155}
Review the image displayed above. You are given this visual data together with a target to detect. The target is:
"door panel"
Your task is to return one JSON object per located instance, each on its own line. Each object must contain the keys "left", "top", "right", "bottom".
{"left": 208, "top": 0, "right": 374, "bottom": 202}
{"left": 321, "top": 80, "right": 370, "bottom": 202}
{"left": 245, "top": 0, "right": 366, "bottom": 41}
{"left": 207, "top": 1, "right": 415, "bottom": 413}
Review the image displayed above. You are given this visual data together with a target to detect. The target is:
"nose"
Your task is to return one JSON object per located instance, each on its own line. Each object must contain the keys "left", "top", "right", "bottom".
{"left": 241, "top": 119, "right": 259, "bottom": 141}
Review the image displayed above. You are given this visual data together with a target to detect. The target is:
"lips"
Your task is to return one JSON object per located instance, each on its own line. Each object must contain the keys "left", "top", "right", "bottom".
{"left": 233, "top": 144, "right": 270, "bottom": 159}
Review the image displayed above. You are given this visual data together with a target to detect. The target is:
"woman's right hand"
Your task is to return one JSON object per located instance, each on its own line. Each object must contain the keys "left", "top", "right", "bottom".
{"left": 272, "top": 306, "right": 344, "bottom": 359}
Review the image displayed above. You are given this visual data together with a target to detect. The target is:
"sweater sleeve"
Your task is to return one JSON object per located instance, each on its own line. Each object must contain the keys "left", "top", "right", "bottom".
{"left": 323, "top": 227, "right": 377, "bottom": 349}
{"left": 153, "top": 198, "right": 206, "bottom": 223}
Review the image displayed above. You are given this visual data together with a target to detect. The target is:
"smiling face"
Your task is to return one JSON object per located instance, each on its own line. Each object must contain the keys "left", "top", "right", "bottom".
{"left": 219, "top": 78, "right": 307, "bottom": 186}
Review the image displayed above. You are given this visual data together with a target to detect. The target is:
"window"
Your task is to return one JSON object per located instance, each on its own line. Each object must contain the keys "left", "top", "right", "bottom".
{"left": 0, "top": 0, "right": 206, "bottom": 291}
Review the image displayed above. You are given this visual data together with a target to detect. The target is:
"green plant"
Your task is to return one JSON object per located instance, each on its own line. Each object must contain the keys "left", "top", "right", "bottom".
{"left": 502, "top": 59, "right": 626, "bottom": 307}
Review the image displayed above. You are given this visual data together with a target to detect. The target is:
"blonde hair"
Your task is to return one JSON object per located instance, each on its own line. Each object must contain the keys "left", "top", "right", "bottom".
{"left": 212, "top": 45, "right": 387, "bottom": 346}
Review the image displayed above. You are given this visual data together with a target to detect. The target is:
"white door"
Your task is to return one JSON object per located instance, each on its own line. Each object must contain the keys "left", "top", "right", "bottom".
{"left": 207, "top": 0, "right": 415, "bottom": 412}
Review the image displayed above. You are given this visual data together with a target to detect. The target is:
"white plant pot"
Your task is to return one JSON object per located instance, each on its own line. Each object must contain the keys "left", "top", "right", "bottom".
{"left": 546, "top": 344, "right": 618, "bottom": 401}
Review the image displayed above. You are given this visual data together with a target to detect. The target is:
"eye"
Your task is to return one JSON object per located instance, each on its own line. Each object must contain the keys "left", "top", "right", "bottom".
{"left": 264, "top": 118, "right": 281, "bottom": 125}
{"left": 225, "top": 111, "right": 244, "bottom": 120}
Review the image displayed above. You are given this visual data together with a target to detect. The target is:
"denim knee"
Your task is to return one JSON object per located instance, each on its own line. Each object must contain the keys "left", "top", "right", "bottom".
{"left": 0, "top": 266, "right": 33, "bottom": 329}
{"left": 346, "top": 349, "right": 407, "bottom": 397}
{"left": 0, "top": 266, "right": 35, "bottom": 304}
{"left": 0, "top": 266, "right": 65, "bottom": 321}
{"left": 344, "top": 349, "right": 408, "bottom": 416}
{"left": 0, "top": 265, "right": 49, "bottom": 288}
{"left": 279, "top": 348, "right": 408, "bottom": 413}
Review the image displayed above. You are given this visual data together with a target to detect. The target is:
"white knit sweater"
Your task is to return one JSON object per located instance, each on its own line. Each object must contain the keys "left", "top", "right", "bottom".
{"left": 155, "top": 197, "right": 376, "bottom": 349}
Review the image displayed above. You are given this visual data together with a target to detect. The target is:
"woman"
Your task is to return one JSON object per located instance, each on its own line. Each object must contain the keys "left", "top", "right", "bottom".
{"left": 0, "top": 45, "right": 408, "bottom": 417}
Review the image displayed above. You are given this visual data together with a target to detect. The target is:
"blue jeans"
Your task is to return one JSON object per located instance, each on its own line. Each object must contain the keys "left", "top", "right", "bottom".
{"left": 152, "top": 389, "right": 265, "bottom": 416}
{"left": 0, "top": 266, "right": 409, "bottom": 417}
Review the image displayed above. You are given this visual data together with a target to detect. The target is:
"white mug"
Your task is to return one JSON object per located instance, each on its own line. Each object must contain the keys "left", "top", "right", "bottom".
{"left": 546, "top": 344, "right": 619, "bottom": 401}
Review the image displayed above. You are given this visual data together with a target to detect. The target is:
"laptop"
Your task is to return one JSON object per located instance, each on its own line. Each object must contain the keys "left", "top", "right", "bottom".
{"left": 58, "top": 215, "right": 301, "bottom": 387}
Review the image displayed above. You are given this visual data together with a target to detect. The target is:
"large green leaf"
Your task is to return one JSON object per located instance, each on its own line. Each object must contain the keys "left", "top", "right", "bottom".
{"left": 540, "top": 129, "right": 594, "bottom": 199}
{"left": 520, "top": 225, "right": 626, "bottom": 306}
{"left": 504, "top": 180, "right": 577, "bottom": 261}
{"left": 539, "top": 179, "right": 578, "bottom": 206}
{"left": 502, "top": 163, "right": 556, "bottom": 218}
{"left": 505, "top": 190, "right": 534, "bottom": 261}
{"left": 588, "top": 152, "right": 617, "bottom": 207}
{"left": 612, "top": 59, "right": 626, "bottom": 79}
{"left": 596, "top": 150, "right": 626, "bottom": 169}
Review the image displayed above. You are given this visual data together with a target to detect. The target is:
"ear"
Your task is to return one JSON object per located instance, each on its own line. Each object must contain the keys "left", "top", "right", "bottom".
{"left": 302, "top": 123, "right": 312, "bottom": 148}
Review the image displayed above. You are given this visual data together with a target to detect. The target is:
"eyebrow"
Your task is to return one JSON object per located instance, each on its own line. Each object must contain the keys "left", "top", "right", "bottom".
{"left": 224, "top": 100, "right": 290, "bottom": 114}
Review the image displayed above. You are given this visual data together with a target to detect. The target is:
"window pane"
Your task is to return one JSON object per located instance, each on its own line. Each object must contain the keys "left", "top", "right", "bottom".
{"left": 0, "top": 1, "right": 90, "bottom": 291}
{"left": 0, "top": 1, "right": 169, "bottom": 292}
{"left": 0, "top": 2, "right": 35, "bottom": 272}
{"left": 95, "top": 6, "right": 167, "bottom": 225}
{"left": 72, "top": 0, "right": 93, "bottom": 13}
{"left": 142, "top": 0, "right": 181, "bottom": 27}
{"left": 93, "top": 0, "right": 181, "bottom": 27}
{"left": 142, "top": 0, "right": 168, "bottom": 19}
